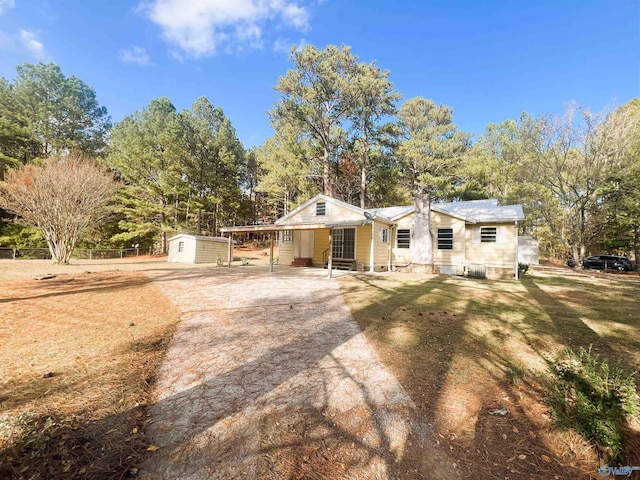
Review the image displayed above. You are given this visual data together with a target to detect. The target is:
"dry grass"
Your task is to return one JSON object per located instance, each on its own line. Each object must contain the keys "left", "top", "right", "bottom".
{"left": 339, "top": 266, "right": 640, "bottom": 479}
{"left": 0, "top": 269, "right": 180, "bottom": 479}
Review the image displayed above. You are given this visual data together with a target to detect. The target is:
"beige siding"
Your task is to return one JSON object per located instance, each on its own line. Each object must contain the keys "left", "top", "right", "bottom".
{"left": 312, "top": 229, "right": 330, "bottom": 267}
{"left": 431, "top": 211, "right": 466, "bottom": 268}
{"left": 465, "top": 223, "right": 517, "bottom": 269}
{"left": 278, "top": 237, "right": 294, "bottom": 265}
{"left": 168, "top": 237, "right": 196, "bottom": 263}
{"left": 392, "top": 215, "right": 412, "bottom": 266}
{"left": 194, "top": 240, "right": 228, "bottom": 264}
{"left": 280, "top": 199, "right": 365, "bottom": 225}
{"left": 356, "top": 223, "right": 392, "bottom": 270}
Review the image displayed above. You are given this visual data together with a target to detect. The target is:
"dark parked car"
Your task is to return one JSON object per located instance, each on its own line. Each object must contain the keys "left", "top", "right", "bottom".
{"left": 582, "top": 255, "right": 634, "bottom": 271}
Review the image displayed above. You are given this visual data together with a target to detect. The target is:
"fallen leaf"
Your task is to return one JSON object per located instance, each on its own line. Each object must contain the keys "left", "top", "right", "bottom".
{"left": 132, "top": 427, "right": 138, "bottom": 434}
{"left": 518, "top": 454, "right": 526, "bottom": 460}
{"left": 147, "top": 445, "right": 160, "bottom": 452}
{"left": 512, "top": 426, "right": 519, "bottom": 433}
{"left": 541, "top": 454, "right": 552, "bottom": 463}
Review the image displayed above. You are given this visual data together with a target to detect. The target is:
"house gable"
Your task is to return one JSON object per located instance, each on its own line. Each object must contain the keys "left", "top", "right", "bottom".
{"left": 276, "top": 194, "right": 393, "bottom": 226}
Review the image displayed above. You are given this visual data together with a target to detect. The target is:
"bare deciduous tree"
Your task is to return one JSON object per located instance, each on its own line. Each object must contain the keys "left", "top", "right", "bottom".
{"left": 0, "top": 155, "right": 116, "bottom": 264}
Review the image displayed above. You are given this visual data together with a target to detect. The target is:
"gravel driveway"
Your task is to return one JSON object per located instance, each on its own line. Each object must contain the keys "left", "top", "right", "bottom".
{"left": 141, "top": 266, "right": 452, "bottom": 479}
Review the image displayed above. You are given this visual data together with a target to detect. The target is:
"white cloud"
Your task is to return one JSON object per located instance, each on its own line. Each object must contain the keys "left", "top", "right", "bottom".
{"left": 0, "top": 0, "right": 15, "bottom": 15}
{"left": 143, "top": 0, "right": 311, "bottom": 57}
{"left": 119, "top": 46, "right": 150, "bottom": 65}
{"left": 19, "top": 29, "right": 48, "bottom": 60}
{"left": 272, "top": 36, "right": 305, "bottom": 54}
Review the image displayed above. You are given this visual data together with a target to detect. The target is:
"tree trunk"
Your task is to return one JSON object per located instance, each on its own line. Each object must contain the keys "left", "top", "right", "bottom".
{"left": 322, "top": 144, "right": 332, "bottom": 197}
{"left": 360, "top": 132, "right": 368, "bottom": 209}
{"left": 161, "top": 231, "right": 167, "bottom": 254}
{"left": 411, "top": 191, "right": 433, "bottom": 265}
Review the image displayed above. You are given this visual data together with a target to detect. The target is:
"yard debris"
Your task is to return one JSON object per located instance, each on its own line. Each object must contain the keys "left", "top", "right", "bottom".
{"left": 42, "top": 372, "right": 55, "bottom": 378}
{"left": 488, "top": 408, "right": 509, "bottom": 416}
{"left": 34, "top": 274, "right": 56, "bottom": 280}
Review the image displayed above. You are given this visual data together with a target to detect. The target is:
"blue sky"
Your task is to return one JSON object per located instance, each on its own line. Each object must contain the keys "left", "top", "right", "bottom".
{"left": 0, "top": 0, "right": 637, "bottom": 148}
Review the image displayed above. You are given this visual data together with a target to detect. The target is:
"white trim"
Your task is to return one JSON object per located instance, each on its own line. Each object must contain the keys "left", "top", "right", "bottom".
{"left": 167, "top": 233, "right": 230, "bottom": 243}
{"left": 370, "top": 221, "right": 375, "bottom": 273}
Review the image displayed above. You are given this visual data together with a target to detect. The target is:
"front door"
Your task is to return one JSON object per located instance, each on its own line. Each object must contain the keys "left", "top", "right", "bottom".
{"left": 332, "top": 228, "right": 355, "bottom": 259}
{"left": 294, "top": 230, "right": 314, "bottom": 258}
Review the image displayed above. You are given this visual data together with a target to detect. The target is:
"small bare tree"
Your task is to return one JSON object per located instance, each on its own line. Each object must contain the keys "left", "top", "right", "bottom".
{"left": 0, "top": 155, "right": 117, "bottom": 264}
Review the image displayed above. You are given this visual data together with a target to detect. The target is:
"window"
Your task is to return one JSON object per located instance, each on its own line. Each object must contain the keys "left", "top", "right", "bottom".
{"left": 379, "top": 228, "right": 389, "bottom": 243}
{"left": 480, "top": 227, "right": 497, "bottom": 243}
{"left": 178, "top": 241, "right": 184, "bottom": 252}
{"left": 437, "top": 228, "right": 453, "bottom": 250}
{"left": 282, "top": 230, "right": 293, "bottom": 243}
{"left": 396, "top": 229, "right": 411, "bottom": 249}
{"left": 315, "top": 202, "right": 326, "bottom": 216}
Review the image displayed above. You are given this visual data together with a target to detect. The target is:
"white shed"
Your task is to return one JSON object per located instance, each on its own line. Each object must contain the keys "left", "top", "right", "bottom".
{"left": 167, "top": 234, "right": 230, "bottom": 264}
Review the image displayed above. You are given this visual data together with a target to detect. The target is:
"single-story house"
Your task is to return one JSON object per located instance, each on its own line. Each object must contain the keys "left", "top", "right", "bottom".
{"left": 167, "top": 234, "right": 230, "bottom": 264}
{"left": 220, "top": 194, "right": 525, "bottom": 279}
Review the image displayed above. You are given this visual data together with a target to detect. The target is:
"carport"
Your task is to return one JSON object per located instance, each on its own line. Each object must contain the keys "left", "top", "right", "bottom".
{"left": 220, "top": 223, "right": 341, "bottom": 277}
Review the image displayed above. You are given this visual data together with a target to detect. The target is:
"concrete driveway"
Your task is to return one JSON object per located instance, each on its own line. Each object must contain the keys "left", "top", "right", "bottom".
{"left": 141, "top": 266, "right": 453, "bottom": 479}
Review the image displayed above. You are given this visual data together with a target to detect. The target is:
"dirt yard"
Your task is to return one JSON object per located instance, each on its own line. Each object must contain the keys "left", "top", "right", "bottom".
{"left": 0, "top": 259, "right": 183, "bottom": 479}
{"left": 339, "top": 265, "right": 640, "bottom": 479}
{"left": 2, "top": 256, "right": 639, "bottom": 479}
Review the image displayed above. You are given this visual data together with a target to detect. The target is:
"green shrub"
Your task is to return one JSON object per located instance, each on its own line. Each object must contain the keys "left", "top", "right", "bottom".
{"left": 546, "top": 346, "right": 640, "bottom": 462}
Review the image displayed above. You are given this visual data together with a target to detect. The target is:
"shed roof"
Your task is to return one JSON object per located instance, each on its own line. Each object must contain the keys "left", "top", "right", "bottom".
{"left": 167, "top": 234, "right": 231, "bottom": 243}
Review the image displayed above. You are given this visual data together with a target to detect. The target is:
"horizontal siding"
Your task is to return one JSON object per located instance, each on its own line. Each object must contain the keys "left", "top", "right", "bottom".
{"left": 465, "top": 223, "right": 516, "bottom": 268}
{"left": 432, "top": 211, "right": 465, "bottom": 267}
{"left": 168, "top": 237, "right": 196, "bottom": 263}
{"left": 356, "top": 224, "right": 391, "bottom": 270}
{"left": 281, "top": 200, "right": 365, "bottom": 225}
{"left": 392, "top": 216, "right": 412, "bottom": 265}
{"left": 312, "top": 229, "right": 330, "bottom": 267}
{"left": 279, "top": 241, "right": 294, "bottom": 265}
{"left": 194, "top": 240, "right": 228, "bottom": 264}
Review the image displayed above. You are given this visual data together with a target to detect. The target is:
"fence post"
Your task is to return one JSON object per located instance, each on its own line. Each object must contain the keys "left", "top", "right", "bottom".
{"left": 120, "top": 249, "right": 123, "bottom": 258}
{"left": 12, "top": 248, "right": 16, "bottom": 260}
{"left": 89, "top": 250, "right": 92, "bottom": 260}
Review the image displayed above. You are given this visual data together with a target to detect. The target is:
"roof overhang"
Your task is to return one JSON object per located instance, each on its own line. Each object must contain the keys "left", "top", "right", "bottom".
{"left": 220, "top": 219, "right": 387, "bottom": 234}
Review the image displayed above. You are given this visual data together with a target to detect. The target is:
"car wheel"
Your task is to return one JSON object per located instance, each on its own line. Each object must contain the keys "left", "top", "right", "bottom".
{"left": 618, "top": 266, "right": 625, "bottom": 271}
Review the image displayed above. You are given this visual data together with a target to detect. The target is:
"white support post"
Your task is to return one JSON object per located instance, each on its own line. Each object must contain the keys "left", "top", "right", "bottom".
{"left": 269, "top": 232, "right": 274, "bottom": 273}
{"left": 387, "top": 225, "right": 393, "bottom": 271}
{"left": 328, "top": 229, "right": 333, "bottom": 278}
{"left": 228, "top": 234, "right": 233, "bottom": 268}
{"left": 370, "top": 221, "right": 375, "bottom": 273}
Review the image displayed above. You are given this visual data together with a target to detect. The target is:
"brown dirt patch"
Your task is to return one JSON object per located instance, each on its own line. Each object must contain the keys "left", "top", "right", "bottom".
{"left": 0, "top": 270, "right": 179, "bottom": 479}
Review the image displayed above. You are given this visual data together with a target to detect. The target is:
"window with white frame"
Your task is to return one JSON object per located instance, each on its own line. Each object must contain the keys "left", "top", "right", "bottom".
{"left": 379, "top": 228, "right": 389, "bottom": 243}
{"left": 178, "top": 241, "right": 184, "bottom": 252}
{"left": 437, "top": 228, "right": 453, "bottom": 250}
{"left": 315, "top": 202, "right": 326, "bottom": 216}
{"left": 396, "top": 229, "right": 411, "bottom": 249}
{"left": 282, "top": 230, "right": 293, "bottom": 243}
{"left": 480, "top": 227, "right": 497, "bottom": 243}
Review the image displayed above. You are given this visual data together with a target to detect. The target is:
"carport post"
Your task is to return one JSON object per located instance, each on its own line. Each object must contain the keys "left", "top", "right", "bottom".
{"left": 328, "top": 229, "right": 333, "bottom": 278}
{"left": 227, "top": 234, "right": 232, "bottom": 268}
{"left": 269, "top": 231, "right": 274, "bottom": 273}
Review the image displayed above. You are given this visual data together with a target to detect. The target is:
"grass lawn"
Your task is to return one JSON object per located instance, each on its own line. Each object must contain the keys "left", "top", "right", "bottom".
{"left": 0, "top": 269, "right": 179, "bottom": 479}
{"left": 339, "top": 266, "right": 640, "bottom": 479}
